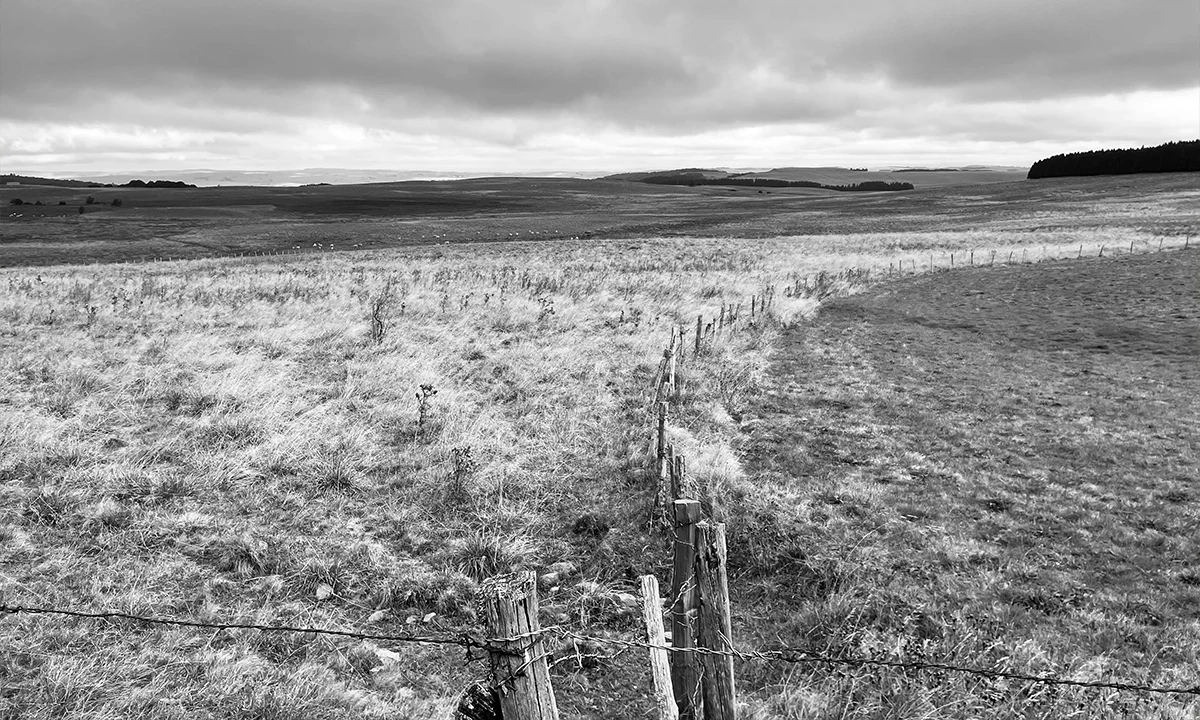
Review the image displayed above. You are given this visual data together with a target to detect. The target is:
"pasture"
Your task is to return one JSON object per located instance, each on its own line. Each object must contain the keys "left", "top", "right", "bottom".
{"left": 0, "top": 172, "right": 1197, "bottom": 718}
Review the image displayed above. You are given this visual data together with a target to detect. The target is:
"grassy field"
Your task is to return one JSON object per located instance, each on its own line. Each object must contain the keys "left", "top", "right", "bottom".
{"left": 733, "top": 249, "right": 1199, "bottom": 718}
{"left": 3, "top": 172, "right": 1196, "bottom": 267}
{"left": 0, "top": 173, "right": 1197, "bottom": 718}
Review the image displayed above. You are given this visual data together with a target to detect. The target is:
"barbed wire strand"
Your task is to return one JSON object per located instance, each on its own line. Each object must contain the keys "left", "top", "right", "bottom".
{"left": 2, "top": 603, "right": 1197, "bottom": 698}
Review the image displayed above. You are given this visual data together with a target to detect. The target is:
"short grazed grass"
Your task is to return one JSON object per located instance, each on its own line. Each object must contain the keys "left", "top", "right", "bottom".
{"left": 733, "top": 250, "right": 1199, "bottom": 719}
{"left": 0, "top": 177, "right": 1196, "bottom": 717}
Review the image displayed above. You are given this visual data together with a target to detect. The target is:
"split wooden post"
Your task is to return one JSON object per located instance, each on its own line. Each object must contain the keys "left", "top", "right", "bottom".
{"left": 695, "top": 522, "right": 737, "bottom": 720}
{"left": 481, "top": 571, "right": 559, "bottom": 720}
{"left": 671, "top": 500, "right": 703, "bottom": 719}
{"left": 641, "top": 575, "right": 680, "bottom": 720}
{"left": 694, "top": 315, "right": 703, "bottom": 356}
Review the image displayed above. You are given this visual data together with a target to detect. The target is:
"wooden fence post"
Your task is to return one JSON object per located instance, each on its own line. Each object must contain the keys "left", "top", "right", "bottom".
{"left": 694, "top": 315, "right": 702, "bottom": 356}
{"left": 667, "top": 338, "right": 678, "bottom": 399}
{"left": 657, "top": 402, "right": 669, "bottom": 463}
{"left": 695, "top": 522, "right": 736, "bottom": 720}
{"left": 653, "top": 350, "right": 670, "bottom": 407}
{"left": 642, "top": 575, "right": 680, "bottom": 720}
{"left": 671, "top": 500, "right": 703, "bottom": 719}
{"left": 671, "top": 455, "right": 685, "bottom": 501}
{"left": 481, "top": 572, "right": 559, "bottom": 720}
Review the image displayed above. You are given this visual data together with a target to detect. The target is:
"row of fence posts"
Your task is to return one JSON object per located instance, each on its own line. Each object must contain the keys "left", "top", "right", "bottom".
{"left": 464, "top": 238, "right": 1200, "bottom": 717}
{"left": 470, "top": 310, "right": 755, "bottom": 719}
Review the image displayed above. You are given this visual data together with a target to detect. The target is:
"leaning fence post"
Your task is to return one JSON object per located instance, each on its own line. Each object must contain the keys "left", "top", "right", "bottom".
{"left": 696, "top": 521, "right": 737, "bottom": 720}
{"left": 641, "top": 575, "right": 680, "bottom": 720}
{"left": 671, "top": 500, "right": 703, "bottom": 719}
{"left": 481, "top": 571, "right": 559, "bottom": 720}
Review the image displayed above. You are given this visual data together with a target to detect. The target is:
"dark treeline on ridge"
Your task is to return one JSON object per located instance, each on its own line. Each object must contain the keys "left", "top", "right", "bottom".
{"left": 1028, "top": 140, "right": 1200, "bottom": 179}
{"left": 640, "top": 172, "right": 914, "bottom": 192}
{"left": 120, "top": 179, "right": 197, "bottom": 188}
{"left": 0, "top": 174, "right": 196, "bottom": 188}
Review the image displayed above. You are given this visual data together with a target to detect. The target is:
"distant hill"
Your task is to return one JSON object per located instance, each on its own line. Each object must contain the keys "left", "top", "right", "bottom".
{"left": 62, "top": 168, "right": 617, "bottom": 187}
{"left": 605, "top": 168, "right": 914, "bottom": 192}
{"left": 1, "top": 174, "right": 104, "bottom": 188}
{"left": 601, "top": 166, "right": 1027, "bottom": 189}
{"left": 2, "top": 174, "right": 196, "bottom": 188}
{"left": 1028, "top": 140, "right": 1200, "bottom": 179}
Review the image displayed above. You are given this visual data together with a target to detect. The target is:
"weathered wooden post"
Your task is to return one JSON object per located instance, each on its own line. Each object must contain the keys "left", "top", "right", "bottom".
{"left": 694, "top": 315, "right": 702, "bottom": 356}
{"left": 657, "top": 402, "right": 669, "bottom": 464}
{"left": 481, "top": 572, "right": 559, "bottom": 720}
{"left": 653, "top": 350, "right": 670, "bottom": 406}
{"left": 671, "top": 500, "right": 702, "bottom": 719}
{"left": 672, "top": 455, "right": 686, "bottom": 501}
{"left": 667, "top": 336, "right": 678, "bottom": 399}
{"left": 641, "top": 575, "right": 680, "bottom": 720}
{"left": 695, "top": 522, "right": 736, "bottom": 720}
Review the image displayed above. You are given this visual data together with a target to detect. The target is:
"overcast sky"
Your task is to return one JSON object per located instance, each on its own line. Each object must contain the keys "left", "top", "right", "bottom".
{"left": 1, "top": 0, "right": 1197, "bottom": 175}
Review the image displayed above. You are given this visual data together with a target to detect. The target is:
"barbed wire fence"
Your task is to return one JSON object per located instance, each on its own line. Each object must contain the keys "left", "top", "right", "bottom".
{"left": 3, "top": 602, "right": 1198, "bottom": 700}
{"left": 6, "top": 243, "right": 1200, "bottom": 718}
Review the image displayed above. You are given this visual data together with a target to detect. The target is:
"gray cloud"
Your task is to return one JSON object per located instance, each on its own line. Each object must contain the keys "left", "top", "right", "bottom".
{"left": 1, "top": 0, "right": 1195, "bottom": 171}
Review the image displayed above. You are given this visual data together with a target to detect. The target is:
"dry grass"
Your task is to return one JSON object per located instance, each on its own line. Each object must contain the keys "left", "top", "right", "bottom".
{"left": 0, "top": 221, "right": 1194, "bottom": 717}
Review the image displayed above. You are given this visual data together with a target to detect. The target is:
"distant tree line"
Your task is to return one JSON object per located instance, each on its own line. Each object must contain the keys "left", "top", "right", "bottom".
{"left": 120, "top": 179, "right": 197, "bottom": 188}
{"left": 639, "top": 172, "right": 913, "bottom": 192}
{"left": 1028, "top": 140, "right": 1200, "bottom": 179}
{"left": 0, "top": 174, "right": 196, "bottom": 188}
